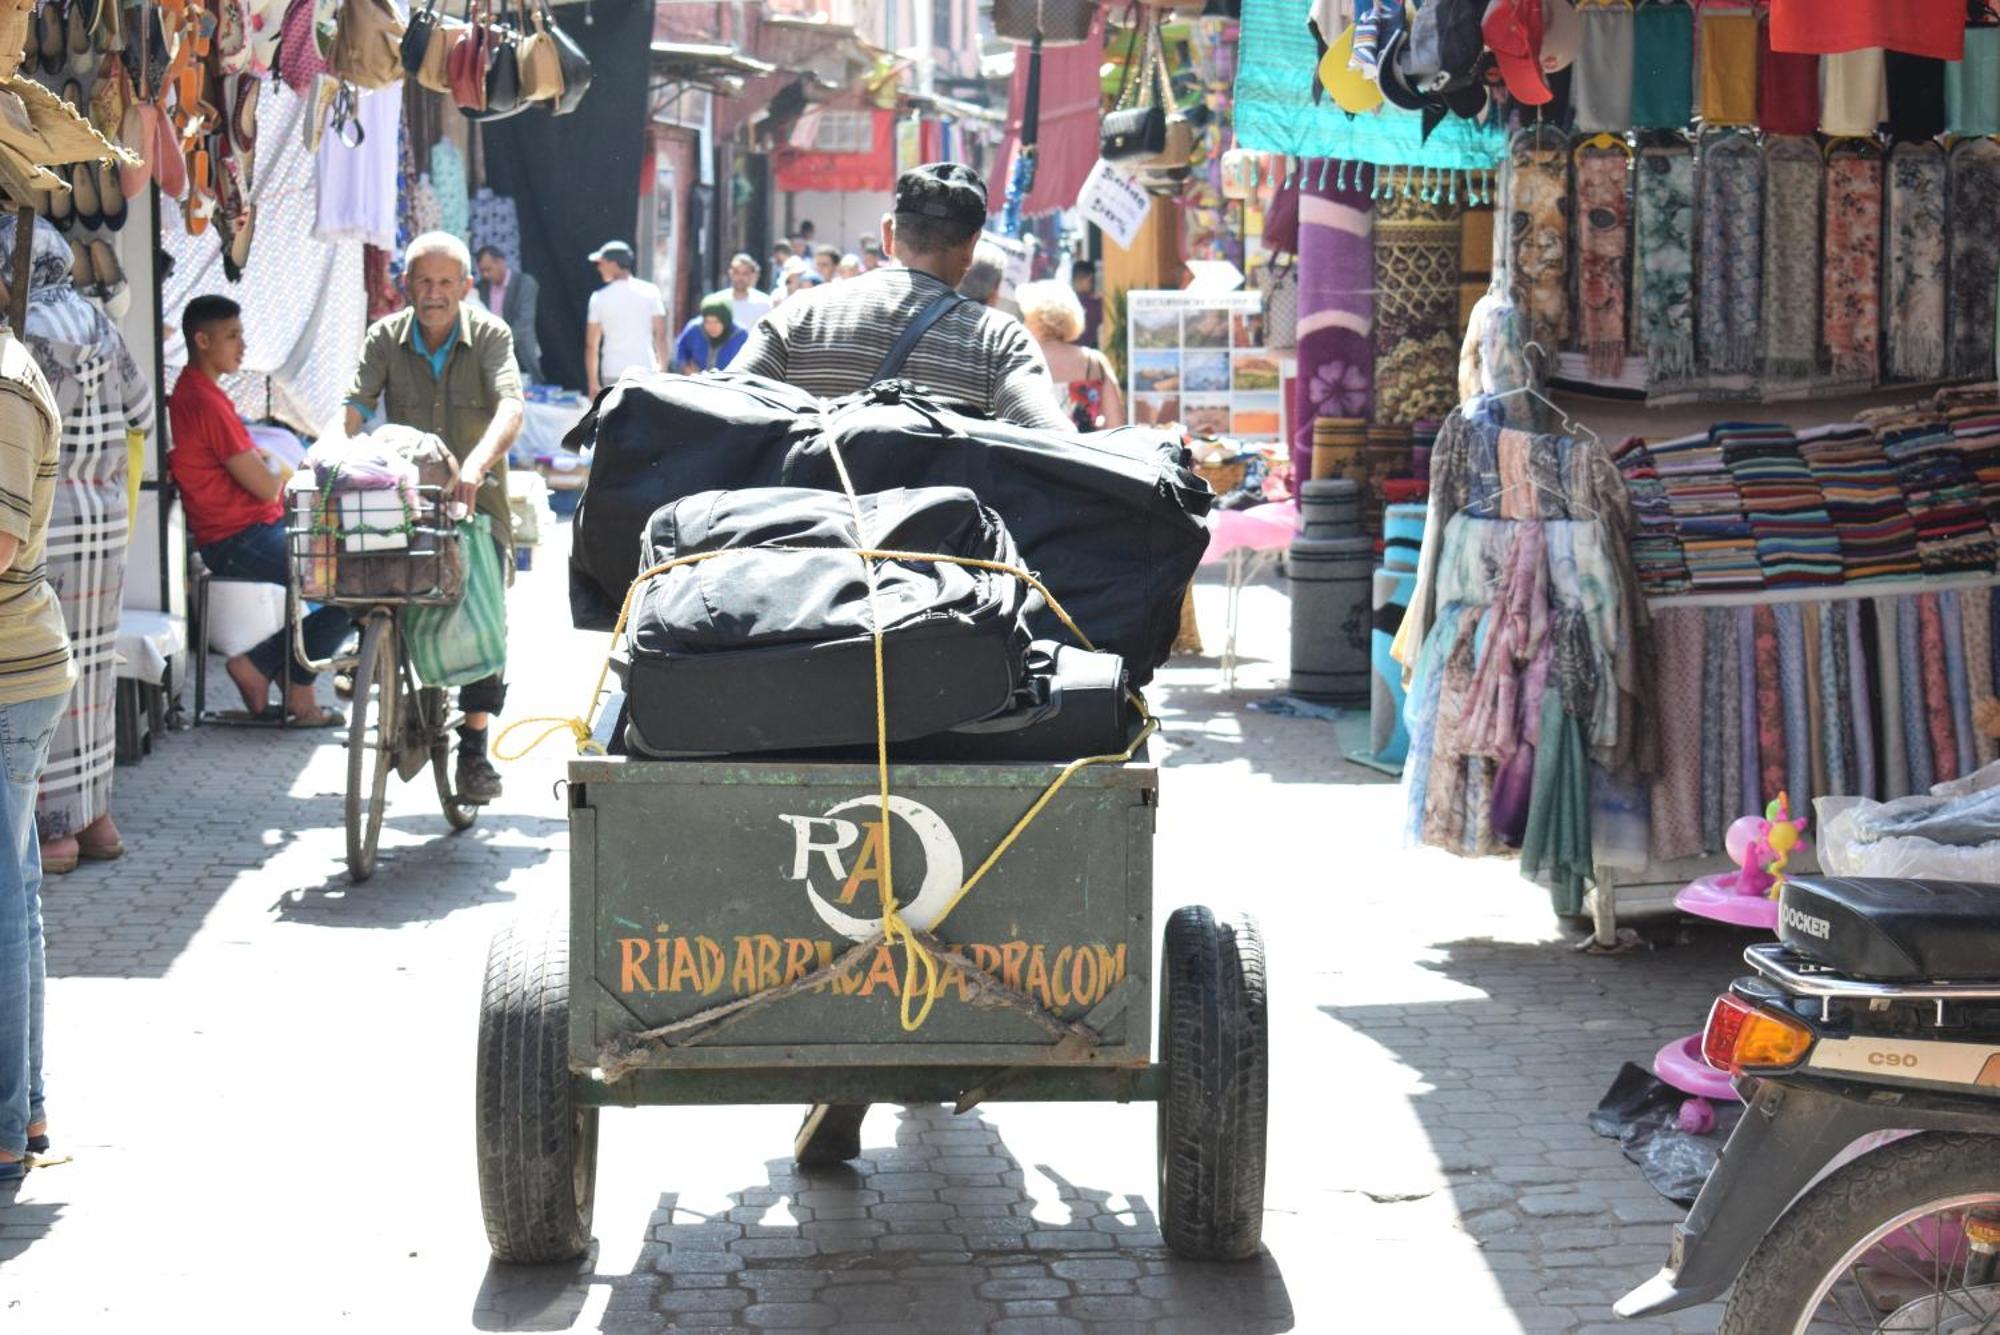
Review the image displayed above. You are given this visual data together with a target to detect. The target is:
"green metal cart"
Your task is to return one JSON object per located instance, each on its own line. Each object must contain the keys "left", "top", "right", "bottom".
{"left": 474, "top": 752, "right": 1268, "bottom": 1265}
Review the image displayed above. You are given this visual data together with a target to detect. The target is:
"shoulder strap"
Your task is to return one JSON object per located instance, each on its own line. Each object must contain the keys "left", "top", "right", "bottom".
{"left": 873, "top": 288, "right": 967, "bottom": 384}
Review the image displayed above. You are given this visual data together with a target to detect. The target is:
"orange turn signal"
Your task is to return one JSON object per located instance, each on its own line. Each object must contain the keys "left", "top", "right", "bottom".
{"left": 1701, "top": 994, "right": 1815, "bottom": 1073}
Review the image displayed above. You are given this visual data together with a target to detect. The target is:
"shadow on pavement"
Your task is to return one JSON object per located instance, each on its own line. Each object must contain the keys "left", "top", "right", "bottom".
{"left": 272, "top": 815, "right": 563, "bottom": 927}
{"left": 0, "top": 1182, "right": 60, "bottom": 1264}
{"left": 1316, "top": 924, "right": 1746, "bottom": 1333}
{"left": 470, "top": 1104, "right": 1295, "bottom": 1334}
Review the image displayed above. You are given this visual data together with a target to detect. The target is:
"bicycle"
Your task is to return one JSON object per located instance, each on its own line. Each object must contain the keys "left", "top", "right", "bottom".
{"left": 287, "top": 472, "right": 480, "bottom": 882}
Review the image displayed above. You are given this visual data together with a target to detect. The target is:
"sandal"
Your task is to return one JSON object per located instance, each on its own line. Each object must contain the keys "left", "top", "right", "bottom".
{"left": 40, "top": 840, "right": 78, "bottom": 875}
{"left": 181, "top": 144, "right": 211, "bottom": 235}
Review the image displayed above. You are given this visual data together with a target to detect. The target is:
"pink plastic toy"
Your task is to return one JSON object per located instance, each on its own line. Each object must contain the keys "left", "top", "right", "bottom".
{"left": 1718, "top": 793, "right": 1810, "bottom": 899}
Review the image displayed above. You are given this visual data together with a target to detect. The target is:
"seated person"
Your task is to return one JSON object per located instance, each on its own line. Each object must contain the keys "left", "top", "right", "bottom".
{"left": 167, "top": 296, "right": 349, "bottom": 724}
{"left": 673, "top": 296, "right": 747, "bottom": 374}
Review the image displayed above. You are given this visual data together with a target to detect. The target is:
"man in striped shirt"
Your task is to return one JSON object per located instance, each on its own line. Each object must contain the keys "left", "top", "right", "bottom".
{"left": 729, "top": 163, "right": 1070, "bottom": 433}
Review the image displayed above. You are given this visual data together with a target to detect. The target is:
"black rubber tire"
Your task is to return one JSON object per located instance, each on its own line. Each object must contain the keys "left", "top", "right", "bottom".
{"left": 476, "top": 915, "right": 597, "bottom": 1264}
{"left": 345, "top": 616, "right": 395, "bottom": 882}
{"left": 1157, "top": 906, "right": 1269, "bottom": 1261}
{"left": 1720, "top": 1131, "right": 2000, "bottom": 1334}
{"left": 424, "top": 688, "right": 478, "bottom": 832}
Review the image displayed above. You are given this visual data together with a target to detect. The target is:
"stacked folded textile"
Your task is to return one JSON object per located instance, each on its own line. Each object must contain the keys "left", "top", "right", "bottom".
{"left": 1612, "top": 436, "right": 1689, "bottom": 594}
{"left": 1798, "top": 424, "right": 1925, "bottom": 583}
{"left": 1942, "top": 399, "right": 2000, "bottom": 540}
{"left": 1718, "top": 423, "right": 1843, "bottom": 588}
{"left": 1880, "top": 417, "right": 1997, "bottom": 575}
{"left": 1652, "top": 432, "right": 1763, "bottom": 590}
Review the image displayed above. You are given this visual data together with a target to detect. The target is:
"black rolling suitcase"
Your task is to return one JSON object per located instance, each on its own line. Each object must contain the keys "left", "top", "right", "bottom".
{"left": 619, "top": 486, "right": 1037, "bottom": 757}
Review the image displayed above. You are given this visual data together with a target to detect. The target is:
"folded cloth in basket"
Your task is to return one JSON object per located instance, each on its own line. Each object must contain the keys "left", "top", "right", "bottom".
{"left": 619, "top": 486, "right": 1039, "bottom": 757}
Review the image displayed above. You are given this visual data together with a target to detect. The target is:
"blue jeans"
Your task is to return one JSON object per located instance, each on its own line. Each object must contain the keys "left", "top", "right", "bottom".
{"left": 0, "top": 690, "right": 64, "bottom": 1156}
{"left": 200, "top": 519, "right": 352, "bottom": 687}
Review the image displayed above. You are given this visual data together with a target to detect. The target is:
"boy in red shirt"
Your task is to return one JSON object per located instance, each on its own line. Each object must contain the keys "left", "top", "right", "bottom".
{"left": 168, "top": 297, "right": 348, "bottom": 724}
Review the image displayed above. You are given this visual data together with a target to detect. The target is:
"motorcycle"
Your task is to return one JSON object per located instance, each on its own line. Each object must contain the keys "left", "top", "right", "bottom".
{"left": 1617, "top": 875, "right": 2000, "bottom": 1332}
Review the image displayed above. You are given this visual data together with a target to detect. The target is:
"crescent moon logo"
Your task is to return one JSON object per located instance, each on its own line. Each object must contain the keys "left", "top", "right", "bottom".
{"left": 803, "top": 795, "right": 965, "bottom": 943}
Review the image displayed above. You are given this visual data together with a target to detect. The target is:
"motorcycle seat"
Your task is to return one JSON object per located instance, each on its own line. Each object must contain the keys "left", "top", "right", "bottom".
{"left": 1779, "top": 876, "right": 2000, "bottom": 982}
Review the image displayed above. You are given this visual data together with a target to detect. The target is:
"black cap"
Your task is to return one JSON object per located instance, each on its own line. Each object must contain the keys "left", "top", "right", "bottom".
{"left": 894, "top": 162, "right": 988, "bottom": 226}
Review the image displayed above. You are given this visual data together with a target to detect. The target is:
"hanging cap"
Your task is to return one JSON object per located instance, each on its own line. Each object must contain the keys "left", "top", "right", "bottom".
{"left": 1320, "top": 23, "right": 1385, "bottom": 113}
{"left": 1483, "top": 0, "right": 1552, "bottom": 105}
{"left": 1376, "top": 27, "right": 1431, "bottom": 112}
{"left": 1539, "top": 0, "right": 1583, "bottom": 73}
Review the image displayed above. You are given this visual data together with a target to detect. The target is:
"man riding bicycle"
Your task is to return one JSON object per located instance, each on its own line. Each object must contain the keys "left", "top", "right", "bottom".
{"left": 344, "top": 232, "right": 523, "bottom": 803}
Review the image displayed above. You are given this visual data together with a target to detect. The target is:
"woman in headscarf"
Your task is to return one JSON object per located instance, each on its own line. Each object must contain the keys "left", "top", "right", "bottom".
{"left": 0, "top": 216, "right": 154, "bottom": 875}
{"left": 672, "top": 295, "right": 749, "bottom": 374}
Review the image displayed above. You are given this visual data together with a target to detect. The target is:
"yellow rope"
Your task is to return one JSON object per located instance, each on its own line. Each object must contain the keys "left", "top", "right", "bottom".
{"left": 497, "top": 510, "right": 1156, "bottom": 1032}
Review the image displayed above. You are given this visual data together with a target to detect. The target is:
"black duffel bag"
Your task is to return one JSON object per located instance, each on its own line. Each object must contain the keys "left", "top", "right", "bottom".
{"left": 619, "top": 486, "right": 1037, "bottom": 757}
{"left": 787, "top": 384, "right": 1212, "bottom": 685}
{"left": 565, "top": 372, "right": 822, "bottom": 630}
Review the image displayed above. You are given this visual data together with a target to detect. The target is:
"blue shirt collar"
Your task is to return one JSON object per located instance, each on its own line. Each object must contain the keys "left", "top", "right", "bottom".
{"left": 410, "top": 314, "right": 462, "bottom": 379}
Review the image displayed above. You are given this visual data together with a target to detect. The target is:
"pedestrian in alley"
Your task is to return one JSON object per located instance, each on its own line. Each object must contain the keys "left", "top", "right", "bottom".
{"left": 672, "top": 295, "right": 746, "bottom": 374}
{"left": 582, "top": 240, "right": 666, "bottom": 400}
{"left": 719, "top": 253, "right": 771, "bottom": 329}
{"left": 812, "top": 245, "right": 840, "bottom": 284}
{"left": 1018, "top": 278, "right": 1125, "bottom": 431}
{"left": 474, "top": 246, "right": 541, "bottom": 383}
{"left": 344, "top": 232, "right": 523, "bottom": 803}
{"left": 0, "top": 217, "right": 153, "bottom": 877}
{"left": 0, "top": 295, "right": 76, "bottom": 1184}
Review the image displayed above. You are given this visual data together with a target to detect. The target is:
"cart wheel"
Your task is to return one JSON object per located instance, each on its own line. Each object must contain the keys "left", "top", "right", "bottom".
{"left": 345, "top": 616, "right": 396, "bottom": 882}
{"left": 476, "top": 914, "right": 597, "bottom": 1264}
{"left": 1157, "top": 906, "right": 1268, "bottom": 1262}
{"left": 423, "top": 689, "right": 478, "bottom": 832}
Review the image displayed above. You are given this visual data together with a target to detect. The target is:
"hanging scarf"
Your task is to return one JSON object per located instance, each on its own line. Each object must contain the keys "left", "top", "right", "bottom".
{"left": 1886, "top": 52, "right": 1948, "bottom": 142}
{"left": 1755, "top": 603, "right": 1785, "bottom": 805}
{"left": 1507, "top": 132, "right": 1571, "bottom": 354}
{"left": 1291, "top": 169, "right": 1374, "bottom": 485}
{"left": 1822, "top": 48, "right": 1887, "bottom": 136}
{"left": 1372, "top": 191, "right": 1464, "bottom": 426}
{"left": 1635, "top": 139, "right": 1696, "bottom": 391}
{"left": 1697, "top": 10, "right": 1759, "bottom": 127}
{"left": 1758, "top": 21, "right": 1820, "bottom": 137}
{"left": 1949, "top": 26, "right": 2000, "bottom": 136}
{"left": 1886, "top": 141, "right": 1948, "bottom": 384}
{"left": 1949, "top": 137, "right": 2000, "bottom": 381}
{"left": 1696, "top": 133, "right": 1762, "bottom": 378}
{"left": 1574, "top": 142, "right": 1630, "bottom": 379}
{"left": 1631, "top": 1, "right": 1695, "bottom": 130}
{"left": 1761, "top": 137, "right": 1822, "bottom": 393}
{"left": 1573, "top": 3, "right": 1635, "bottom": 133}
{"left": 1824, "top": 143, "right": 1884, "bottom": 387}
{"left": 1649, "top": 606, "right": 1705, "bottom": 862}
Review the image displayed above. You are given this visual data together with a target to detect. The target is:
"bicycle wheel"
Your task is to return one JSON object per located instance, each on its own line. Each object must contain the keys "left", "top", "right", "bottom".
{"left": 346, "top": 615, "right": 397, "bottom": 881}
{"left": 425, "top": 687, "right": 478, "bottom": 832}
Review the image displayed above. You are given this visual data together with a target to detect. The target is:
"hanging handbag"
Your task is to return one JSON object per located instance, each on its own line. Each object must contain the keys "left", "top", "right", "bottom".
{"left": 400, "top": 0, "right": 439, "bottom": 74}
{"left": 481, "top": 0, "right": 523, "bottom": 114}
{"left": 448, "top": 0, "right": 491, "bottom": 112}
{"left": 327, "top": 0, "right": 405, "bottom": 90}
{"left": 418, "top": 8, "right": 459, "bottom": 92}
{"left": 1126, "top": 24, "right": 1193, "bottom": 193}
{"left": 1100, "top": 14, "right": 1165, "bottom": 161}
{"left": 990, "top": 0, "right": 1096, "bottom": 46}
{"left": 547, "top": 4, "right": 590, "bottom": 115}
{"left": 517, "top": 3, "right": 560, "bottom": 102}
{"left": 277, "top": 0, "right": 329, "bottom": 92}
{"left": 1259, "top": 255, "right": 1297, "bottom": 350}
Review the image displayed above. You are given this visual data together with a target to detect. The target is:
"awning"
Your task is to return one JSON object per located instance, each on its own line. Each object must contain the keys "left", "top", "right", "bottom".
{"left": 773, "top": 107, "right": 897, "bottom": 193}
{"left": 649, "top": 41, "right": 776, "bottom": 97}
{"left": 991, "top": 30, "right": 1104, "bottom": 221}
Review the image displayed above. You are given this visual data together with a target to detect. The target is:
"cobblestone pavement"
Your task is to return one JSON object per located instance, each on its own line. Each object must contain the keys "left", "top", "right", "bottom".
{"left": 0, "top": 522, "right": 1749, "bottom": 1333}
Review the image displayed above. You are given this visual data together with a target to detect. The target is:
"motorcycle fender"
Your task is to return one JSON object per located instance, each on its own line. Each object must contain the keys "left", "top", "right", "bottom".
{"left": 1615, "top": 1079, "right": 1908, "bottom": 1319}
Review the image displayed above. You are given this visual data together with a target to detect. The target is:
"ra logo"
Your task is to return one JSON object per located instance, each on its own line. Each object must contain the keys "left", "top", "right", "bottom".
{"left": 779, "top": 795, "right": 965, "bottom": 943}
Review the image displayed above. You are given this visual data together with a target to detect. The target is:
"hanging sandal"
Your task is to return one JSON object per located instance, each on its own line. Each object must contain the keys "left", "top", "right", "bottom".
{"left": 97, "top": 163, "right": 124, "bottom": 230}
{"left": 181, "top": 144, "right": 212, "bottom": 235}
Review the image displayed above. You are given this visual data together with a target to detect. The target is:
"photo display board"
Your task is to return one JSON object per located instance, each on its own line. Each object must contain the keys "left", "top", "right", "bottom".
{"left": 1125, "top": 289, "right": 1278, "bottom": 441}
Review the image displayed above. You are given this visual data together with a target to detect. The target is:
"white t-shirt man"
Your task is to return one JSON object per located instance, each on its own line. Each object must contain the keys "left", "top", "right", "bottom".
{"left": 587, "top": 276, "right": 667, "bottom": 384}
{"left": 731, "top": 289, "right": 773, "bottom": 329}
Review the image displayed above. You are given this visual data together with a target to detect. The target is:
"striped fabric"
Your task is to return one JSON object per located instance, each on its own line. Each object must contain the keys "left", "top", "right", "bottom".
{"left": 0, "top": 335, "right": 72, "bottom": 710}
{"left": 730, "top": 268, "right": 1070, "bottom": 433}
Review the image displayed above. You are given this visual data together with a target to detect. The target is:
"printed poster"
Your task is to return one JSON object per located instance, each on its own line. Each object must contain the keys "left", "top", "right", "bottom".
{"left": 1125, "top": 289, "right": 1278, "bottom": 441}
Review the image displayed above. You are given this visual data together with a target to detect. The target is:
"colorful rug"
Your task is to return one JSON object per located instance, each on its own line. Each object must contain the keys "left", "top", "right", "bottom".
{"left": 1291, "top": 166, "right": 1374, "bottom": 486}
{"left": 1372, "top": 192, "right": 1464, "bottom": 427}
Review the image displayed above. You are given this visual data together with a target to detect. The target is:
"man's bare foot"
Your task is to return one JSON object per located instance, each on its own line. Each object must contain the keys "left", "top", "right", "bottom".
{"left": 225, "top": 654, "right": 270, "bottom": 714}
{"left": 284, "top": 685, "right": 335, "bottom": 725}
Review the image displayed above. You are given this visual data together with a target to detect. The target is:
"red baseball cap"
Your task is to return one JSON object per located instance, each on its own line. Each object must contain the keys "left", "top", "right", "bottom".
{"left": 1483, "top": 0, "right": 1552, "bottom": 106}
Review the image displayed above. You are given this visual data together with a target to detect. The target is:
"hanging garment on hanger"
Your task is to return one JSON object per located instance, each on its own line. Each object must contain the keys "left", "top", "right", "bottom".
{"left": 1821, "top": 48, "right": 1888, "bottom": 136}
{"left": 1824, "top": 143, "right": 1884, "bottom": 386}
{"left": 1758, "top": 16, "right": 1821, "bottom": 135}
{"left": 1631, "top": 1, "right": 1695, "bottom": 128}
{"left": 1885, "top": 140, "right": 1948, "bottom": 383}
{"left": 1696, "top": 133, "right": 1763, "bottom": 377}
{"left": 1885, "top": 52, "right": 1948, "bottom": 140}
{"left": 1572, "top": 2, "right": 1635, "bottom": 133}
{"left": 1635, "top": 139, "right": 1696, "bottom": 390}
{"left": 1697, "top": 8, "right": 1759, "bottom": 126}
{"left": 1761, "top": 136, "right": 1822, "bottom": 392}
{"left": 1948, "top": 138, "right": 2000, "bottom": 381}
{"left": 1574, "top": 140, "right": 1630, "bottom": 378}
{"left": 1948, "top": 26, "right": 2000, "bottom": 135}
{"left": 1769, "top": 0, "right": 1964, "bottom": 62}
{"left": 1507, "top": 132, "right": 1572, "bottom": 353}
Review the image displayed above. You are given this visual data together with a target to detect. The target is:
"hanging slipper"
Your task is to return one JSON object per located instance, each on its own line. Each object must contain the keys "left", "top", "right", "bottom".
{"left": 67, "top": 236, "right": 88, "bottom": 291}
{"left": 91, "top": 0, "right": 120, "bottom": 54}
{"left": 97, "top": 163, "right": 124, "bottom": 230}
{"left": 182, "top": 141, "right": 212, "bottom": 235}
{"left": 46, "top": 164, "right": 72, "bottom": 230}
{"left": 90, "top": 52, "right": 131, "bottom": 141}
{"left": 37, "top": 0, "right": 66, "bottom": 74}
{"left": 229, "top": 72, "right": 256, "bottom": 191}
{"left": 68, "top": 149, "right": 101, "bottom": 230}
{"left": 66, "top": 0, "right": 88, "bottom": 59}
{"left": 150, "top": 97, "right": 186, "bottom": 200}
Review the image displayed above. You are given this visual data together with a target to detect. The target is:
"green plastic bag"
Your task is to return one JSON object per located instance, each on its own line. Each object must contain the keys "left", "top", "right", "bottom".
{"left": 405, "top": 515, "right": 507, "bottom": 687}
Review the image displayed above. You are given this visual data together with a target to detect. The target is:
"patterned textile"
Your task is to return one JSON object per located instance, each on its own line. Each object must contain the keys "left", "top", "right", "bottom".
{"left": 1964, "top": 584, "right": 1997, "bottom": 768}
{"left": 1635, "top": 141, "right": 1697, "bottom": 392}
{"left": 1738, "top": 606, "right": 1759, "bottom": 813}
{"left": 1824, "top": 144, "right": 1884, "bottom": 387}
{"left": 1803, "top": 603, "right": 1826, "bottom": 799}
{"left": 1371, "top": 565, "right": 1416, "bottom": 764}
{"left": 1900, "top": 597, "right": 1935, "bottom": 792}
{"left": 1372, "top": 193, "right": 1463, "bottom": 427}
{"left": 1291, "top": 174, "right": 1374, "bottom": 485}
{"left": 1754, "top": 604, "right": 1785, "bottom": 805}
{"left": 1821, "top": 602, "right": 1851, "bottom": 796}
{"left": 429, "top": 141, "right": 470, "bottom": 243}
{"left": 1699, "top": 606, "right": 1733, "bottom": 852}
{"left": 1920, "top": 593, "right": 1959, "bottom": 781}
{"left": 1574, "top": 143, "right": 1630, "bottom": 379}
{"left": 1885, "top": 142, "right": 1949, "bottom": 384}
{"left": 1878, "top": 596, "right": 1910, "bottom": 798}
{"left": 1847, "top": 601, "right": 1875, "bottom": 800}
{"left": 1508, "top": 132, "right": 1571, "bottom": 355}
{"left": 1948, "top": 138, "right": 2000, "bottom": 381}
{"left": 468, "top": 188, "right": 523, "bottom": 272}
{"left": 0, "top": 218, "right": 153, "bottom": 838}
{"left": 1696, "top": 133, "right": 1762, "bottom": 378}
{"left": 409, "top": 174, "right": 444, "bottom": 237}
{"left": 1775, "top": 605, "right": 1810, "bottom": 808}
{"left": 1761, "top": 137, "right": 1822, "bottom": 392}
{"left": 1420, "top": 608, "right": 1488, "bottom": 852}
{"left": 1462, "top": 523, "right": 1548, "bottom": 759}
{"left": 1943, "top": 589, "right": 1977, "bottom": 779}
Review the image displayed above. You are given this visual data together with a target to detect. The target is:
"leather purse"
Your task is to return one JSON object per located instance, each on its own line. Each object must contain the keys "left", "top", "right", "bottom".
{"left": 400, "top": 0, "right": 438, "bottom": 74}
{"left": 418, "top": 13, "right": 459, "bottom": 92}
{"left": 482, "top": 0, "right": 522, "bottom": 115}
{"left": 517, "top": 4, "right": 560, "bottom": 102}
{"left": 328, "top": 0, "right": 406, "bottom": 90}
{"left": 1099, "top": 16, "right": 1164, "bottom": 161}
{"left": 990, "top": 0, "right": 1095, "bottom": 46}
{"left": 447, "top": 0, "right": 490, "bottom": 112}
{"left": 547, "top": 4, "right": 591, "bottom": 115}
